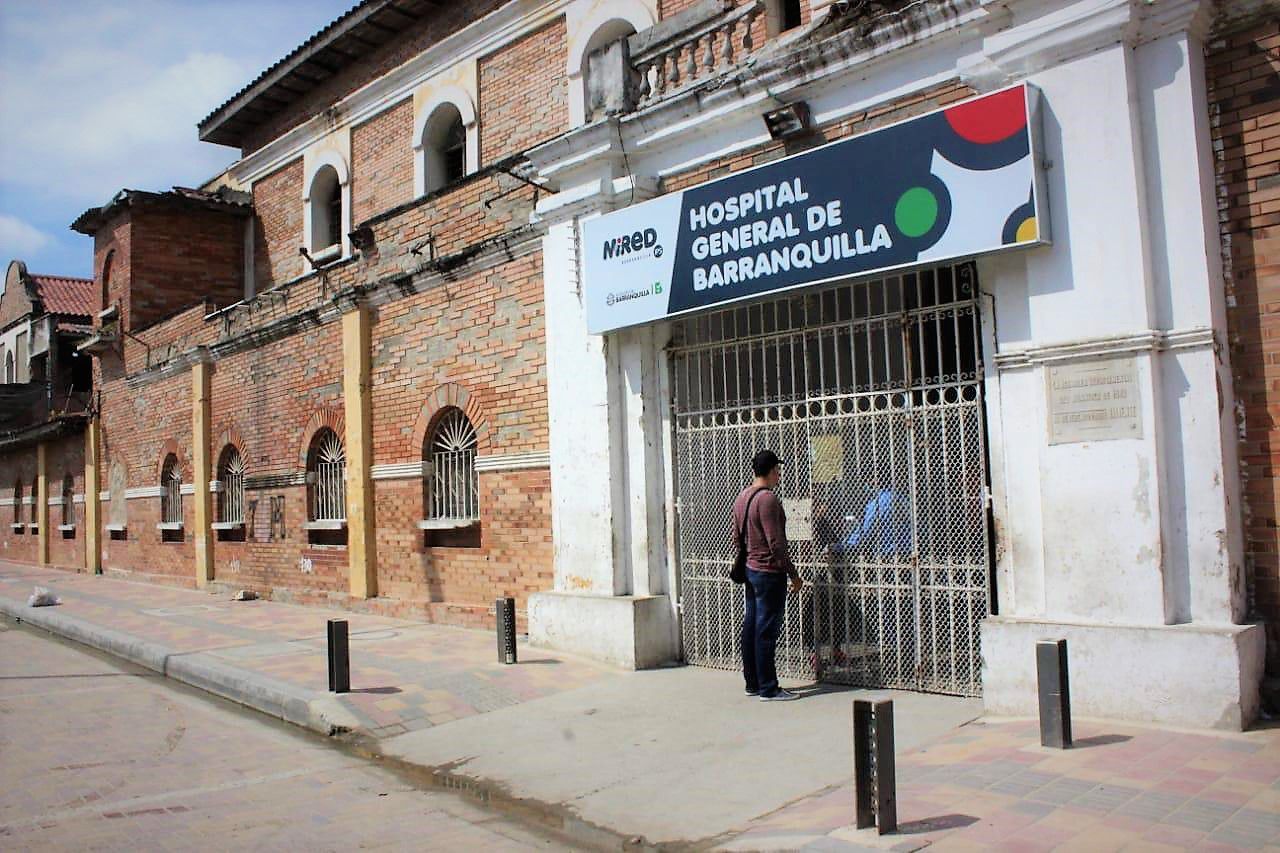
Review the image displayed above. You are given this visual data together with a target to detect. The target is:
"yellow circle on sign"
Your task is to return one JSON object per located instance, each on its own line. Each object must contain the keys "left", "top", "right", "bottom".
{"left": 1015, "top": 216, "right": 1038, "bottom": 243}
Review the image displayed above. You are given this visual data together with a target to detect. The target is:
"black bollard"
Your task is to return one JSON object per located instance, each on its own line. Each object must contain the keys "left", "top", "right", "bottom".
{"left": 327, "top": 618, "right": 350, "bottom": 693}
{"left": 1036, "top": 638, "right": 1072, "bottom": 748}
{"left": 496, "top": 597, "right": 518, "bottom": 664}
{"left": 853, "top": 699, "right": 897, "bottom": 834}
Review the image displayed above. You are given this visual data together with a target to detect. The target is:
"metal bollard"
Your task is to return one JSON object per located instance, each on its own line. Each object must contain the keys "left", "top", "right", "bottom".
{"left": 1037, "top": 638, "right": 1072, "bottom": 748}
{"left": 327, "top": 618, "right": 350, "bottom": 693}
{"left": 496, "top": 597, "right": 517, "bottom": 665}
{"left": 853, "top": 699, "right": 897, "bottom": 834}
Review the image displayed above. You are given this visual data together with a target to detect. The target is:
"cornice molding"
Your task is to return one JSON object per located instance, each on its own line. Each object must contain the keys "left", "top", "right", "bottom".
{"left": 994, "top": 327, "right": 1216, "bottom": 370}
{"left": 475, "top": 451, "right": 552, "bottom": 472}
{"left": 229, "top": 0, "right": 575, "bottom": 186}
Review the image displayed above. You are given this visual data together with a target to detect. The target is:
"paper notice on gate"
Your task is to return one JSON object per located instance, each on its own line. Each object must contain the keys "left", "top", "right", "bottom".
{"left": 783, "top": 497, "right": 812, "bottom": 541}
{"left": 810, "top": 434, "right": 844, "bottom": 483}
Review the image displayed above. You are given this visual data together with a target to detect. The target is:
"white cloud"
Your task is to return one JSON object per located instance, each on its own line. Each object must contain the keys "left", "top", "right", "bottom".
{"left": 0, "top": 0, "right": 353, "bottom": 272}
{"left": 0, "top": 215, "right": 51, "bottom": 256}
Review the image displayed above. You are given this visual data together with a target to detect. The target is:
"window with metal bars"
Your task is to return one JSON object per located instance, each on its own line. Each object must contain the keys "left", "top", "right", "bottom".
{"left": 307, "top": 429, "right": 346, "bottom": 522}
{"left": 217, "top": 445, "right": 246, "bottom": 524}
{"left": 61, "top": 474, "right": 74, "bottom": 529}
{"left": 12, "top": 480, "right": 21, "bottom": 532}
{"left": 29, "top": 476, "right": 37, "bottom": 530}
{"left": 424, "top": 408, "right": 479, "bottom": 524}
{"left": 160, "top": 454, "right": 182, "bottom": 526}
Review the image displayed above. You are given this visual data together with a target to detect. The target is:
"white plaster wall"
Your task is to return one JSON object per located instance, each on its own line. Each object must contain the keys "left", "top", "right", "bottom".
{"left": 542, "top": 218, "right": 620, "bottom": 595}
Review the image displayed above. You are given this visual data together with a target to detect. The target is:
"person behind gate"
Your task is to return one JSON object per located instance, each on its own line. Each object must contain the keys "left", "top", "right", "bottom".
{"left": 733, "top": 449, "right": 804, "bottom": 701}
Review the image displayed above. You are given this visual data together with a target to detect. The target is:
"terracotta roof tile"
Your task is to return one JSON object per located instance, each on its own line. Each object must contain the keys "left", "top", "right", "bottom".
{"left": 31, "top": 274, "right": 96, "bottom": 318}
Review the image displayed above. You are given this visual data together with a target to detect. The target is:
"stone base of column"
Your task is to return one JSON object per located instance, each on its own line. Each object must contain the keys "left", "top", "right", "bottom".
{"left": 981, "top": 616, "right": 1265, "bottom": 730}
{"left": 528, "top": 591, "right": 677, "bottom": 670}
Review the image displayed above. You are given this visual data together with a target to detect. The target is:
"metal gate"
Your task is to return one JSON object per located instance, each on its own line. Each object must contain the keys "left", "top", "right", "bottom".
{"left": 671, "top": 262, "right": 991, "bottom": 696}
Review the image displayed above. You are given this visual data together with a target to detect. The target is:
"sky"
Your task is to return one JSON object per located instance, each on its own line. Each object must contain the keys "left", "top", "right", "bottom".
{"left": 0, "top": 0, "right": 357, "bottom": 278}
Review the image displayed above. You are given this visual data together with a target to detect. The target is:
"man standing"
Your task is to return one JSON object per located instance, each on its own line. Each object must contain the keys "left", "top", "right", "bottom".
{"left": 733, "top": 450, "right": 804, "bottom": 701}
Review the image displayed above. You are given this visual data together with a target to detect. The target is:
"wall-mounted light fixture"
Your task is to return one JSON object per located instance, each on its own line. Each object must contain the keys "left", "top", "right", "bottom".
{"left": 763, "top": 101, "right": 812, "bottom": 140}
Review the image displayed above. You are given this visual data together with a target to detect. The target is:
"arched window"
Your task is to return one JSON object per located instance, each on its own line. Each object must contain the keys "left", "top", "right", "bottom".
{"left": 217, "top": 445, "right": 246, "bottom": 524}
{"left": 308, "top": 165, "right": 344, "bottom": 254}
{"left": 11, "top": 480, "right": 21, "bottom": 532}
{"left": 101, "top": 249, "right": 115, "bottom": 313}
{"left": 61, "top": 474, "right": 74, "bottom": 530}
{"left": 3, "top": 350, "right": 13, "bottom": 383}
{"left": 422, "top": 104, "right": 467, "bottom": 194}
{"left": 581, "top": 19, "right": 638, "bottom": 123}
{"left": 425, "top": 408, "right": 479, "bottom": 523}
{"left": 307, "top": 428, "right": 346, "bottom": 522}
{"left": 160, "top": 453, "right": 182, "bottom": 526}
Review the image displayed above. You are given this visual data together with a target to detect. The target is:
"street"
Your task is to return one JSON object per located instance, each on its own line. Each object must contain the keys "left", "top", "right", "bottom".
{"left": 0, "top": 617, "right": 581, "bottom": 851}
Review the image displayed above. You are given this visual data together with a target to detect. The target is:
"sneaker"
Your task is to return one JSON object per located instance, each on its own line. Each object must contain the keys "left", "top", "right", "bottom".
{"left": 759, "top": 689, "right": 800, "bottom": 702}
{"left": 744, "top": 687, "right": 760, "bottom": 696}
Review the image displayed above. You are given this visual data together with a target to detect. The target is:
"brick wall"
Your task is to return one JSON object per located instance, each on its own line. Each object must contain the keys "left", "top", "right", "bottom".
{"left": 128, "top": 206, "right": 244, "bottom": 329}
{"left": 206, "top": 319, "right": 347, "bottom": 595}
{"left": 478, "top": 17, "right": 569, "bottom": 164}
{"left": 0, "top": 268, "right": 34, "bottom": 333}
{"left": 351, "top": 99, "right": 415, "bottom": 226}
{"left": 98, "top": 367, "right": 195, "bottom": 586}
{"left": 1207, "top": 18, "right": 1280, "bottom": 672}
{"left": 241, "top": 1, "right": 506, "bottom": 155}
{"left": 253, "top": 159, "right": 306, "bottom": 290}
{"left": 369, "top": 252, "right": 550, "bottom": 623}
{"left": 93, "top": 216, "right": 132, "bottom": 328}
{"left": 0, "top": 447, "right": 39, "bottom": 566}
{"left": 46, "top": 432, "right": 86, "bottom": 571}
{"left": 0, "top": 432, "right": 87, "bottom": 571}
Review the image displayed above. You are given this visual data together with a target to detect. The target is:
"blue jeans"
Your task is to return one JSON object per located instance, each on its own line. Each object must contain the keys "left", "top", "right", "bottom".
{"left": 743, "top": 568, "right": 787, "bottom": 696}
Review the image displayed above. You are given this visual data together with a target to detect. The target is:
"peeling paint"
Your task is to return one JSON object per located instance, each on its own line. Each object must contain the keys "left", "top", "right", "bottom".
{"left": 1132, "top": 456, "right": 1152, "bottom": 521}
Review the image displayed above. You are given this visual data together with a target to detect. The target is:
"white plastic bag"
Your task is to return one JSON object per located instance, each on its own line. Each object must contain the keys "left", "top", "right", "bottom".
{"left": 28, "top": 586, "right": 61, "bottom": 607}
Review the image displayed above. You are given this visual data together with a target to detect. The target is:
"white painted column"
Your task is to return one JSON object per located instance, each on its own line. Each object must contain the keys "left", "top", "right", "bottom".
{"left": 975, "top": 18, "right": 1263, "bottom": 729}
{"left": 528, "top": 207, "right": 678, "bottom": 668}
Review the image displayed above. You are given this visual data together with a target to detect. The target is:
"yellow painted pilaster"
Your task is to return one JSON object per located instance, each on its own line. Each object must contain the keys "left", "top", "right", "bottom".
{"left": 85, "top": 419, "right": 102, "bottom": 574}
{"left": 36, "top": 443, "right": 49, "bottom": 565}
{"left": 192, "top": 357, "right": 214, "bottom": 587}
{"left": 342, "top": 304, "right": 377, "bottom": 599}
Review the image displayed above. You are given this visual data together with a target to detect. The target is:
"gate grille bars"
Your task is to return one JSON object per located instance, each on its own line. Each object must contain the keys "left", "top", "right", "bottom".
{"left": 670, "top": 263, "right": 991, "bottom": 696}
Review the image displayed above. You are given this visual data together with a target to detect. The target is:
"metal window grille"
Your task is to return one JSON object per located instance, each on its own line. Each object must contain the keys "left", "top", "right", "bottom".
{"left": 218, "top": 447, "right": 246, "bottom": 524}
{"left": 308, "top": 430, "right": 346, "bottom": 522}
{"left": 426, "top": 409, "right": 478, "bottom": 522}
{"left": 670, "top": 263, "right": 991, "bottom": 697}
{"left": 161, "top": 457, "right": 182, "bottom": 525}
{"left": 62, "top": 475, "right": 73, "bottom": 526}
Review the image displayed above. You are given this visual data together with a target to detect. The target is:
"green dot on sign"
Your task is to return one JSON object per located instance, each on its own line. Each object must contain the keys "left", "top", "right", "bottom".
{"left": 895, "top": 187, "right": 938, "bottom": 238}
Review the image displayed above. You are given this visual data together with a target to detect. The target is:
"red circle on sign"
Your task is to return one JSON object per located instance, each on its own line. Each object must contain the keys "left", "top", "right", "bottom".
{"left": 944, "top": 87, "right": 1027, "bottom": 144}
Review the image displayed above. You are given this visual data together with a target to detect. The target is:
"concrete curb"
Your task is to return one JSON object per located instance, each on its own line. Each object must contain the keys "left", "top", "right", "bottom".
{"left": 0, "top": 594, "right": 357, "bottom": 738}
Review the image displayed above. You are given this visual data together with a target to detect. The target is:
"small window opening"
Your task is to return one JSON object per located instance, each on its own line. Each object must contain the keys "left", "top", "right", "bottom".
{"left": 309, "top": 165, "right": 343, "bottom": 254}
{"left": 422, "top": 407, "right": 480, "bottom": 548}
{"left": 306, "top": 428, "right": 347, "bottom": 546}
{"left": 12, "top": 480, "right": 22, "bottom": 534}
{"left": 217, "top": 445, "right": 246, "bottom": 542}
{"left": 160, "top": 454, "right": 183, "bottom": 542}
{"left": 61, "top": 474, "right": 75, "bottom": 538}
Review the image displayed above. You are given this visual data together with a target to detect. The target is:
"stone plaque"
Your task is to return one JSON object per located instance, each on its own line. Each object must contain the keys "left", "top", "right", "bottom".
{"left": 1046, "top": 357, "right": 1142, "bottom": 445}
{"left": 783, "top": 497, "right": 812, "bottom": 541}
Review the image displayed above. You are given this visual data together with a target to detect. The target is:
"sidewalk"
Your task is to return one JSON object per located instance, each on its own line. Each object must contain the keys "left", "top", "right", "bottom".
{"left": 3, "top": 559, "right": 1278, "bottom": 850}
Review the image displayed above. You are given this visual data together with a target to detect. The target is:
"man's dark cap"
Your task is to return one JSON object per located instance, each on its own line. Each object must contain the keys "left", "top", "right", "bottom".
{"left": 751, "top": 449, "right": 783, "bottom": 477}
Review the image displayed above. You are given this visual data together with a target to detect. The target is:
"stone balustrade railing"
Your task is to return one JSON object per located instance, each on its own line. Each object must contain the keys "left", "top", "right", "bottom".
{"left": 630, "top": 0, "right": 763, "bottom": 107}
